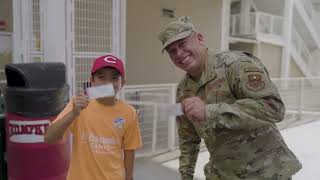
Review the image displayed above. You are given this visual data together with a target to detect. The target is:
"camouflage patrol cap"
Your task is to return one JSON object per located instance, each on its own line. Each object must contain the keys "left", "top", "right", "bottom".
{"left": 158, "top": 16, "right": 195, "bottom": 52}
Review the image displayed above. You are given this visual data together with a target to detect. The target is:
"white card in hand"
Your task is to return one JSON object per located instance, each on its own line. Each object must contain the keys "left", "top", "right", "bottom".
{"left": 175, "top": 103, "right": 184, "bottom": 116}
{"left": 158, "top": 103, "right": 184, "bottom": 116}
{"left": 86, "top": 84, "right": 115, "bottom": 99}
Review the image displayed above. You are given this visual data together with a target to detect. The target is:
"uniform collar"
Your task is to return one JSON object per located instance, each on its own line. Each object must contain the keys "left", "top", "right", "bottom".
{"left": 182, "top": 49, "right": 217, "bottom": 90}
{"left": 199, "top": 50, "right": 217, "bottom": 87}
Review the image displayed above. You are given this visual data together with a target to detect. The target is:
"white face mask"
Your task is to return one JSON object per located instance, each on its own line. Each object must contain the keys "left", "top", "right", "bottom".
{"left": 86, "top": 84, "right": 115, "bottom": 100}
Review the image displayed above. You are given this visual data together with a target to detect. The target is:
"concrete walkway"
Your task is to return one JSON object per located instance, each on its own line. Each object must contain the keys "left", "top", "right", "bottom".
{"left": 134, "top": 157, "right": 180, "bottom": 180}
{"left": 134, "top": 120, "right": 320, "bottom": 180}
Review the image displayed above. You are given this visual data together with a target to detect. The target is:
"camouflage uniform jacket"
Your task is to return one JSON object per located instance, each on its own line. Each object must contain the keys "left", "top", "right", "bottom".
{"left": 176, "top": 51, "right": 302, "bottom": 180}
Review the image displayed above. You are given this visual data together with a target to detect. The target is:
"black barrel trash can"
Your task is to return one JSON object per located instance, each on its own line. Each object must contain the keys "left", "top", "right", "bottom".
{"left": 4, "top": 63, "right": 70, "bottom": 180}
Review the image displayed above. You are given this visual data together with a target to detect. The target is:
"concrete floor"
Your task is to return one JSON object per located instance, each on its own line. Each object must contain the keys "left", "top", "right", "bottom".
{"left": 134, "top": 157, "right": 181, "bottom": 180}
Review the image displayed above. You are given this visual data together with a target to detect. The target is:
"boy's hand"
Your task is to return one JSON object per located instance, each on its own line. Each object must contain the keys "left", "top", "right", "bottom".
{"left": 72, "top": 91, "right": 89, "bottom": 116}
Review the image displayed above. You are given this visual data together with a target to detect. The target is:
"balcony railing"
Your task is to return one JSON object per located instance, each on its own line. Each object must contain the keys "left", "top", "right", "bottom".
{"left": 230, "top": 12, "right": 284, "bottom": 39}
{"left": 124, "top": 84, "right": 178, "bottom": 157}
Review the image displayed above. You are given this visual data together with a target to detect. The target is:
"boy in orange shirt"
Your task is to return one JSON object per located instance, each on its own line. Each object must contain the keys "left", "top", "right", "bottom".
{"left": 44, "top": 54, "right": 142, "bottom": 180}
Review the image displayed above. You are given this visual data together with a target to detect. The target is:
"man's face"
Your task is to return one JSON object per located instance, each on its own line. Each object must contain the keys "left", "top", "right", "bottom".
{"left": 165, "top": 32, "right": 205, "bottom": 77}
{"left": 91, "top": 67, "right": 124, "bottom": 95}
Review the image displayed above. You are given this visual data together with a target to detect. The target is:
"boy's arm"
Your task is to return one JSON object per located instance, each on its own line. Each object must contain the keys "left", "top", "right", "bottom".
{"left": 44, "top": 107, "right": 78, "bottom": 144}
{"left": 123, "top": 107, "right": 142, "bottom": 180}
{"left": 44, "top": 92, "right": 89, "bottom": 144}
{"left": 124, "top": 150, "right": 135, "bottom": 180}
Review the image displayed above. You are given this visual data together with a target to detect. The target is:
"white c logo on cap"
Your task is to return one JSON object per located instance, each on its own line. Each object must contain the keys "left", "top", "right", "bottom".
{"left": 104, "top": 56, "right": 117, "bottom": 64}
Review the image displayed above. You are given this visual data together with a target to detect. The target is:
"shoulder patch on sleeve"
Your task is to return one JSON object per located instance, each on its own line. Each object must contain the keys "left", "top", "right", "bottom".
{"left": 246, "top": 74, "right": 265, "bottom": 92}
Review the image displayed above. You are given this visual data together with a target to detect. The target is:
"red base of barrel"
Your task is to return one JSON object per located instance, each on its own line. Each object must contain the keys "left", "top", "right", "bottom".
{"left": 5, "top": 113, "right": 70, "bottom": 180}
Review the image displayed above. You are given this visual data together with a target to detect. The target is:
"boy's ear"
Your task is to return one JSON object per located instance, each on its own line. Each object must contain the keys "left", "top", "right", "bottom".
{"left": 90, "top": 75, "right": 94, "bottom": 84}
{"left": 121, "top": 77, "right": 126, "bottom": 86}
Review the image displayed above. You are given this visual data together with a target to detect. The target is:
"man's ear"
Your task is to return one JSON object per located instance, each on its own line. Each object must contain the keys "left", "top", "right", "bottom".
{"left": 196, "top": 32, "right": 204, "bottom": 45}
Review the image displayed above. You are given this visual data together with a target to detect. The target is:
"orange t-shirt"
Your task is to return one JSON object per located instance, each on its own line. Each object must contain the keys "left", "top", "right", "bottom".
{"left": 54, "top": 99, "right": 142, "bottom": 180}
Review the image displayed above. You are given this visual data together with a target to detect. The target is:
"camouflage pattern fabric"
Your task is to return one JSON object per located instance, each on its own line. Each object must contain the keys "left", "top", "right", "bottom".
{"left": 176, "top": 51, "right": 302, "bottom": 180}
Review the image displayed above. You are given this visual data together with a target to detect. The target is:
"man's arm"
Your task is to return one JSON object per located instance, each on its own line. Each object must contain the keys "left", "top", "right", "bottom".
{"left": 206, "top": 56, "right": 285, "bottom": 130}
{"left": 177, "top": 116, "right": 201, "bottom": 180}
{"left": 124, "top": 150, "right": 135, "bottom": 180}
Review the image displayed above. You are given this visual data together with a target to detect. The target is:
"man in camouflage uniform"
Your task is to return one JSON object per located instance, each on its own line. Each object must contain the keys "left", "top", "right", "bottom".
{"left": 158, "top": 16, "right": 302, "bottom": 180}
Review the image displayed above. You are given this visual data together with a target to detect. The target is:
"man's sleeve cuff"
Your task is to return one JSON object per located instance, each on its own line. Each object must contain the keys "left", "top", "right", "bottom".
{"left": 206, "top": 104, "right": 220, "bottom": 121}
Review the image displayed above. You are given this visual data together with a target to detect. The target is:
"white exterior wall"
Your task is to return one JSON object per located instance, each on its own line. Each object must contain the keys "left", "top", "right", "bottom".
{"left": 126, "top": 0, "right": 225, "bottom": 85}
{"left": 229, "top": 42, "right": 257, "bottom": 55}
{"left": 290, "top": 57, "right": 305, "bottom": 77}
{"left": 259, "top": 43, "right": 282, "bottom": 78}
{"left": 310, "top": 50, "right": 320, "bottom": 76}
{"left": 229, "top": 42, "right": 282, "bottom": 78}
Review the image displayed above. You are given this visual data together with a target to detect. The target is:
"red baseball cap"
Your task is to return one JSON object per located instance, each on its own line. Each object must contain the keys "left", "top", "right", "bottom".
{"left": 91, "top": 54, "right": 125, "bottom": 77}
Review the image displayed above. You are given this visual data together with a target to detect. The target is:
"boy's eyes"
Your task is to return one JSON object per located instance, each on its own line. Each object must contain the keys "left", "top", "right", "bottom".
{"left": 97, "top": 75, "right": 119, "bottom": 80}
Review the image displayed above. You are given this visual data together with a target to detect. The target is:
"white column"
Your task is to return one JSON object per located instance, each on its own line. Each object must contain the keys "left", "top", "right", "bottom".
{"left": 42, "top": 0, "right": 66, "bottom": 63}
{"left": 12, "top": 0, "right": 31, "bottom": 63}
{"left": 12, "top": 0, "right": 22, "bottom": 63}
{"left": 220, "top": 0, "right": 231, "bottom": 51}
{"left": 119, "top": 0, "right": 126, "bottom": 62}
{"left": 281, "top": 0, "right": 293, "bottom": 78}
{"left": 240, "top": 0, "right": 251, "bottom": 35}
{"left": 113, "top": 0, "right": 121, "bottom": 57}
{"left": 168, "top": 84, "right": 177, "bottom": 150}
{"left": 256, "top": 41, "right": 261, "bottom": 58}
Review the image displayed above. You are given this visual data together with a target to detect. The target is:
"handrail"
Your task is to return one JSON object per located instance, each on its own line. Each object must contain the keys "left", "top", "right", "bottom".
{"left": 230, "top": 11, "right": 284, "bottom": 37}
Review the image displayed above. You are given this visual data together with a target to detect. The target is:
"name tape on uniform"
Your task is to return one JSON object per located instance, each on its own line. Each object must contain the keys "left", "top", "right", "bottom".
{"left": 158, "top": 103, "right": 184, "bottom": 116}
{"left": 86, "top": 84, "right": 115, "bottom": 100}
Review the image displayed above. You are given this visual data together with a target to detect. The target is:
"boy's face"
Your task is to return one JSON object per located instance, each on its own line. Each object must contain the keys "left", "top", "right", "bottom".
{"left": 91, "top": 67, "right": 124, "bottom": 95}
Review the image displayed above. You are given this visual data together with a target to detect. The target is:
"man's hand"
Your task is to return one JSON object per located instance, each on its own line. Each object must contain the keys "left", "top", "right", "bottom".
{"left": 72, "top": 91, "right": 89, "bottom": 116}
{"left": 182, "top": 96, "right": 206, "bottom": 121}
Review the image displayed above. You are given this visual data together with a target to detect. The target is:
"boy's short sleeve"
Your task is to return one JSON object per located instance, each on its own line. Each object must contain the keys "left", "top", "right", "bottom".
{"left": 51, "top": 100, "right": 77, "bottom": 134}
{"left": 123, "top": 107, "right": 142, "bottom": 150}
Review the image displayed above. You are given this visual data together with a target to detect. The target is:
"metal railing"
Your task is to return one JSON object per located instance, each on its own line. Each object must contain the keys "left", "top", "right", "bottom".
{"left": 273, "top": 77, "right": 320, "bottom": 129}
{"left": 125, "top": 77, "right": 320, "bottom": 156}
{"left": 124, "top": 84, "right": 178, "bottom": 156}
{"left": 230, "top": 12, "right": 284, "bottom": 39}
